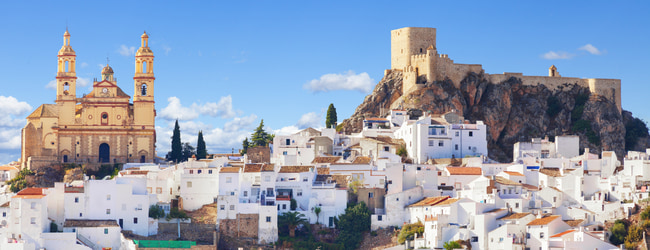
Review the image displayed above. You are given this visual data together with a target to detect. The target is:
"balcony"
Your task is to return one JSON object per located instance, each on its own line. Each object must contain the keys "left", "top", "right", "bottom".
{"left": 277, "top": 195, "right": 291, "bottom": 201}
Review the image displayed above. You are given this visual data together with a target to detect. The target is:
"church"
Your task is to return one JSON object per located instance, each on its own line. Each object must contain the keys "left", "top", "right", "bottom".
{"left": 21, "top": 30, "right": 157, "bottom": 169}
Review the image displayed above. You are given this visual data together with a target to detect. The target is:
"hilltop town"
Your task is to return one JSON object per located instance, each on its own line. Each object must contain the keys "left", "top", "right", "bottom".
{"left": 1, "top": 27, "right": 649, "bottom": 250}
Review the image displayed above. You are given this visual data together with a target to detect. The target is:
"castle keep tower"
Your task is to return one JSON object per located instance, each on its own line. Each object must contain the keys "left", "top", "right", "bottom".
{"left": 21, "top": 31, "right": 157, "bottom": 169}
{"left": 391, "top": 27, "right": 436, "bottom": 70}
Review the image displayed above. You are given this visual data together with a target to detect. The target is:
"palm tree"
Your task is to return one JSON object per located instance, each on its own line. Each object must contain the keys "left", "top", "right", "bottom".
{"left": 314, "top": 206, "right": 321, "bottom": 225}
{"left": 278, "top": 211, "right": 308, "bottom": 237}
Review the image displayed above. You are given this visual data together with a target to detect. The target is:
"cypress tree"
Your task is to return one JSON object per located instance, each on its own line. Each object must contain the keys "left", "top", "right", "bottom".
{"left": 241, "top": 137, "right": 250, "bottom": 155}
{"left": 251, "top": 119, "right": 269, "bottom": 147}
{"left": 326, "top": 103, "right": 337, "bottom": 128}
{"left": 196, "top": 130, "right": 207, "bottom": 160}
{"left": 168, "top": 120, "right": 182, "bottom": 162}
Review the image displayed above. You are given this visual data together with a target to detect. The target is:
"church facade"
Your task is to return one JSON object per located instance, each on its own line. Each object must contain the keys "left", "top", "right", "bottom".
{"left": 21, "top": 31, "right": 157, "bottom": 169}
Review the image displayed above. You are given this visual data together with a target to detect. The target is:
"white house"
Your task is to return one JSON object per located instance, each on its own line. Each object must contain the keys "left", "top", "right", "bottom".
{"left": 526, "top": 215, "right": 571, "bottom": 250}
{"left": 179, "top": 165, "right": 220, "bottom": 211}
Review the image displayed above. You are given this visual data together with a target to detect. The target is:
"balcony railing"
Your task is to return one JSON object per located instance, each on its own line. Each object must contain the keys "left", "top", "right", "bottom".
{"left": 277, "top": 195, "right": 291, "bottom": 201}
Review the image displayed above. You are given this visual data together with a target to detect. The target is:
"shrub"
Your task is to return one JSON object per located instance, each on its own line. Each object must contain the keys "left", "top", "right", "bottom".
{"left": 546, "top": 95, "right": 562, "bottom": 117}
{"left": 610, "top": 220, "right": 627, "bottom": 246}
{"left": 397, "top": 221, "right": 424, "bottom": 244}
{"left": 443, "top": 241, "right": 462, "bottom": 250}
{"left": 625, "top": 118, "right": 649, "bottom": 151}
{"left": 626, "top": 223, "right": 643, "bottom": 243}
{"left": 641, "top": 206, "right": 650, "bottom": 220}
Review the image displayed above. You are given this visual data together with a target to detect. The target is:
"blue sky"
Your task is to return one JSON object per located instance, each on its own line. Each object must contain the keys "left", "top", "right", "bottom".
{"left": 1, "top": 1, "right": 648, "bottom": 164}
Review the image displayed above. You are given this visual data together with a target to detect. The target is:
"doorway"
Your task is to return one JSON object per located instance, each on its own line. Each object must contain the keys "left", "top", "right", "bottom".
{"left": 99, "top": 143, "right": 110, "bottom": 163}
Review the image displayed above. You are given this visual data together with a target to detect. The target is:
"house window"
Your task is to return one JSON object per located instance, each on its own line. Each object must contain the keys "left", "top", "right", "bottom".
{"left": 220, "top": 205, "right": 225, "bottom": 210}
{"left": 438, "top": 141, "right": 444, "bottom": 147}
{"left": 230, "top": 192, "right": 235, "bottom": 196}
{"left": 187, "top": 181, "right": 192, "bottom": 188}
{"left": 429, "top": 140, "right": 434, "bottom": 147}
{"left": 230, "top": 205, "right": 235, "bottom": 210}
{"left": 329, "top": 217, "right": 334, "bottom": 227}
{"left": 75, "top": 197, "right": 79, "bottom": 203}
{"left": 438, "top": 171, "right": 442, "bottom": 176}
{"left": 540, "top": 232, "right": 544, "bottom": 238}
{"left": 198, "top": 170, "right": 202, "bottom": 174}
{"left": 107, "top": 195, "right": 111, "bottom": 201}
{"left": 266, "top": 216, "right": 271, "bottom": 222}
{"left": 553, "top": 197, "right": 557, "bottom": 202}
{"left": 297, "top": 189, "right": 303, "bottom": 196}
{"left": 209, "top": 170, "right": 213, "bottom": 174}
{"left": 282, "top": 204, "right": 286, "bottom": 210}
{"left": 455, "top": 144, "right": 459, "bottom": 150}
{"left": 106, "top": 209, "right": 110, "bottom": 215}
{"left": 104, "top": 228, "right": 109, "bottom": 234}
{"left": 455, "top": 131, "right": 459, "bottom": 136}
{"left": 286, "top": 139, "right": 291, "bottom": 145}
{"left": 369, "top": 192, "right": 374, "bottom": 198}
{"left": 244, "top": 191, "right": 248, "bottom": 197}
{"left": 516, "top": 203, "right": 519, "bottom": 208}
{"left": 133, "top": 218, "right": 138, "bottom": 224}
{"left": 384, "top": 146, "right": 389, "bottom": 152}
{"left": 31, "top": 202, "right": 36, "bottom": 209}
{"left": 30, "top": 217, "right": 36, "bottom": 224}
{"left": 2, "top": 212, "right": 5, "bottom": 217}
{"left": 471, "top": 236, "right": 478, "bottom": 242}
{"left": 226, "top": 177, "right": 232, "bottom": 183}
{"left": 526, "top": 233, "right": 530, "bottom": 239}
{"left": 156, "top": 187, "right": 162, "bottom": 194}
{"left": 429, "top": 127, "right": 436, "bottom": 135}
{"left": 378, "top": 215, "right": 382, "bottom": 221}
{"left": 189, "top": 170, "right": 194, "bottom": 174}
{"left": 283, "top": 151, "right": 288, "bottom": 155}
{"left": 469, "top": 131, "right": 473, "bottom": 137}
{"left": 499, "top": 237, "right": 503, "bottom": 242}
{"left": 303, "top": 177, "right": 308, "bottom": 182}
{"left": 79, "top": 213, "right": 82, "bottom": 217}
{"left": 147, "top": 187, "right": 152, "bottom": 193}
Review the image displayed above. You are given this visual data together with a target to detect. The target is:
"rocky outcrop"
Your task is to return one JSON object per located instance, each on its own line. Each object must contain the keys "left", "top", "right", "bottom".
{"left": 340, "top": 71, "right": 648, "bottom": 162}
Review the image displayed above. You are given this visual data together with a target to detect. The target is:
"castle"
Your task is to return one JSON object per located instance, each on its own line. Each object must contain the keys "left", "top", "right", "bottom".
{"left": 21, "top": 30, "right": 157, "bottom": 169}
{"left": 388, "top": 27, "right": 622, "bottom": 113}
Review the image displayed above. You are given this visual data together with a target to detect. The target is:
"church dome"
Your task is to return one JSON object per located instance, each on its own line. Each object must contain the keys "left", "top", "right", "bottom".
{"left": 141, "top": 32, "right": 149, "bottom": 39}
{"left": 102, "top": 65, "right": 114, "bottom": 74}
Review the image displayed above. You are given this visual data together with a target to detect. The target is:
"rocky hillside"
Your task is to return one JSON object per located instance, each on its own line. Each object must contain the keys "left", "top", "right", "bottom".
{"left": 340, "top": 71, "right": 649, "bottom": 163}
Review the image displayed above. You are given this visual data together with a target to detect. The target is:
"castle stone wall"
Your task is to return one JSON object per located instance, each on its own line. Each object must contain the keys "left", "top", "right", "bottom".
{"left": 391, "top": 27, "right": 436, "bottom": 70}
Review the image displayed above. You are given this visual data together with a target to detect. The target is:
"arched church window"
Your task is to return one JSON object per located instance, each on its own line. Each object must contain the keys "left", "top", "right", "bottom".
{"left": 65, "top": 61, "right": 69, "bottom": 72}
{"left": 142, "top": 61, "right": 147, "bottom": 73}
{"left": 141, "top": 84, "right": 147, "bottom": 96}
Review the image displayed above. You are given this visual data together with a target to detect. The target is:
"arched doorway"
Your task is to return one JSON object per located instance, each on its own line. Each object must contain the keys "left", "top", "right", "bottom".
{"left": 99, "top": 143, "right": 110, "bottom": 163}
{"left": 140, "top": 155, "right": 146, "bottom": 163}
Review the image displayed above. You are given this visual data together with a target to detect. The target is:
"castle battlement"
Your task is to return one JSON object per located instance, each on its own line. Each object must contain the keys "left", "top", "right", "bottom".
{"left": 390, "top": 27, "right": 622, "bottom": 113}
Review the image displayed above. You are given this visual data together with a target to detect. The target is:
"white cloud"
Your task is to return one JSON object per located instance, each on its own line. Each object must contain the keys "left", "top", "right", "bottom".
{"left": 296, "top": 112, "right": 321, "bottom": 129}
{"left": 160, "top": 96, "right": 239, "bottom": 121}
{"left": 159, "top": 97, "right": 199, "bottom": 121}
{"left": 303, "top": 70, "right": 375, "bottom": 93}
{"left": 161, "top": 45, "right": 172, "bottom": 55}
{"left": 118, "top": 45, "right": 136, "bottom": 56}
{"left": 80, "top": 62, "right": 88, "bottom": 68}
{"left": 194, "top": 95, "right": 236, "bottom": 119}
{"left": 0, "top": 96, "right": 32, "bottom": 150}
{"left": 541, "top": 51, "right": 574, "bottom": 60}
{"left": 224, "top": 114, "right": 257, "bottom": 132}
{"left": 45, "top": 80, "right": 56, "bottom": 89}
{"left": 273, "top": 125, "right": 300, "bottom": 136}
{"left": 578, "top": 44, "right": 602, "bottom": 55}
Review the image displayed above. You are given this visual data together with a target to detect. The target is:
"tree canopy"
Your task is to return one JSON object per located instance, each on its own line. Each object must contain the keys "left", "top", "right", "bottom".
{"left": 252, "top": 119, "right": 271, "bottom": 147}
{"left": 196, "top": 130, "right": 207, "bottom": 160}
{"left": 326, "top": 103, "right": 337, "bottom": 129}
{"left": 336, "top": 202, "right": 371, "bottom": 249}
{"left": 167, "top": 120, "right": 182, "bottom": 162}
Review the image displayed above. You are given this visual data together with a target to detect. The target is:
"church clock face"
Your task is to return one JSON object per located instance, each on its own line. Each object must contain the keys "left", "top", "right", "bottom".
{"left": 102, "top": 88, "right": 108, "bottom": 93}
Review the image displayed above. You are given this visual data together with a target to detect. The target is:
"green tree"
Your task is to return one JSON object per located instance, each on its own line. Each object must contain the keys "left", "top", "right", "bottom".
{"left": 180, "top": 142, "right": 196, "bottom": 162}
{"left": 336, "top": 202, "right": 371, "bottom": 249}
{"left": 241, "top": 137, "right": 250, "bottom": 155}
{"left": 290, "top": 198, "right": 297, "bottom": 211}
{"left": 167, "top": 120, "right": 182, "bottom": 163}
{"left": 314, "top": 206, "right": 321, "bottom": 225}
{"left": 278, "top": 211, "right": 308, "bottom": 237}
{"left": 196, "top": 131, "right": 207, "bottom": 160}
{"left": 326, "top": 103, "right": 338, "bottom": 129}
{"left": 251, "top": 119, "right": 269, "bottom": 147}
{"left": 626, "top": 223, "right": 643, "bottom": 244}
{"left": 443, "top": 241, "right": 462, "bottom": 250}
{"left": 625, "top": 118, "right": 649, "bottom": 151}
{"left": 397, "top": 221, "right": 424, "bottom": 244}
{"left": 610, "top": 220, "right": 627, "bottom": 246}
{"left": 166, "top": 207, "right": 189, "bottom": 239}
{"left": 149, "top": 205, "right": 165, "bottom": 219}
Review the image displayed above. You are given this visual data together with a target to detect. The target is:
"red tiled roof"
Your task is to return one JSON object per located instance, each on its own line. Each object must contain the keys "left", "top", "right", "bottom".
{"left": 317, "top": 167, "right": 330, "bottom": 175}
{"left": 498, "top": 213, "right": 531, "bottom": 220}
{"left": 408, "top": 196, "right": 450, "bottom": 207}
{"left": 220, "top": 167, "right": 240, "bottom": 173}
{"left": 550, "top": 229, "right": 576, "bottom": 238}
{"left": 527, "top": 215, "right": 560, "bottom": 226}
{"left": 503, "top": 171, "right": 524, "bottom": 176}
{"left": 279, "top": 166, "right": 312, "bottom": 173}
{"left": 352, "top": 156, "right": 372, "bottom": 164}
{"left": 244, "top": 164, "right": 262, "bottom": 173}
{"left": 446, "top": 167, "right": 482, "bottom": 175}
{"left": 312, "top": 156, "right": 341, "bottom": 164}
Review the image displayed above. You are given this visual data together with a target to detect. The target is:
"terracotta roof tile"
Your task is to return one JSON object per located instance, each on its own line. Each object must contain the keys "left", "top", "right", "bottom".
{"left": 446, "top": 167, "right": 482, "bottom": 175}
{"left": 0, "top": 166, "right": 18, "bottom": 171}
{"left": 408, "top": 196, "right": 451, "bottom": 207}
{"left": 17, "top": 187, "right": 46, "bottom": 196}
{"left": 220, "top": 167, "right": 240, "bottom": 173}
{"left": 312, "top": 156, "right": 341, "bottom": 164}
{"left": 0, "top": 201, "right": 9, "bottom": 207}
{"left": 527, "top": 215, "right": 560, "bottom": 226}
{"left": 261, "top": 164, "right": 275, "bottom": 172}
{"left": 499, "top": 213, "right": 531, "bottom": 220}
{"left": 27, "top": 104, "right": 58, "bottom": 119}
{"left": 424, "top": 215, "right": 438, "bottom": 221}
{"left": 563, "top": 219, "right": 584, "bottom": 227}
{"left": 495, "top": 176, "right": 522, "bottom": 186}
{"left": 550, "top": 229, "right": 576, "bottom": 238}
{"left": 485, "top": 208, "right": 506, "bottom": 213}
{"left": 244, "top": 164, "right": 262, "bottom": 173}
{"left": 434, "top": 198, "right": 460, "bottom": 206}
{"left": 279, "top": 165, "right": 312, "bottom": 173}
{"left": 503, "top": 171, "right": 525, "bottom": 176}
{"left": 317, "top": 167, "right": 330, "bottom": 175}
{"left": 352, "top": 156, "right": 372, "bottom": 164}
{"left": 522, "top": 184, "right": 540, "bottom": 190}
{"left": 331, "top": 175, "right": 349, "bottom": 189}
{"left": 539, "top": 168, "right": 562, "bottom": 177}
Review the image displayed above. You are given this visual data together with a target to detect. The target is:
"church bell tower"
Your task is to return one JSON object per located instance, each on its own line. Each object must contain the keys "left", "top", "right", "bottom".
{"left": 56, "top": 29, "right": 77, "bottom": 125}
{"left": 133, "top": 32, "right": 155, "bottom": 128}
